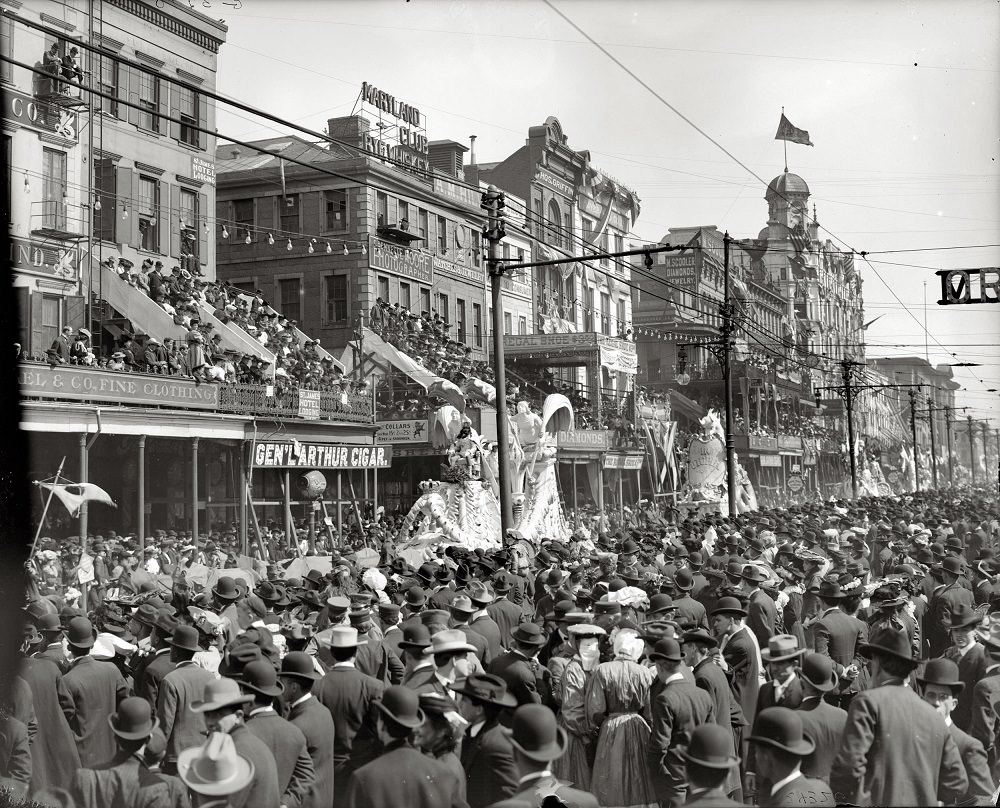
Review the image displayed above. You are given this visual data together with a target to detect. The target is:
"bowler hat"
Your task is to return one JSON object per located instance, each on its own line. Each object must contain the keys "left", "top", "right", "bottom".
{"left": 419, "top": 609, "right": 450, "bottom": 628}
{"left": 673, "top": 569, "right": 695, "bottom": 591}
{"left": 648, "top": 594, "right": 676, "bottom": 615}
{"left": 177, "top": 732, "right": 255, "bottom": 797}
{"left": 404, "top": 586, "right": 426, "bottom": 607}
{"left": 450, "top": 673, "right": 517, "bottom": 708}
{"left": 37, "top": 613, "right": 63, "bottom": 634}
{"left": 949, "top": 603, "right": 982, "bottom": 631}
{"left": 859, "top": 626, "right": 917, "bottom": 665}
{"left": 279, "top": 651, "right": 321, "bottom": 682}
{"left": 66, "top": 616, "right": 97, "bottom": 648}
{"left": 741, "top": 565, "right": 768, "bottom": 584}
{"left": 917, "top": 657, "right": 964, "bottom": 694}
{"left": 749, "top": 707, "right": 815, "bottom": 756}
{"left": 397, "top": 624, "right": 432, "bottom": 652}
{"left": 133, "top": 603, "right": 159, "bottom": 627}
{"left": 108, "top": 697, "right": 159, "bottom": 740}
{"left": 647, "top": 638, "right": 682, "bottom": 663}
{"left": 799, "top": 653, "right": 838, "bottom": 692}
{"left": 682, "top": 724, "right": 741, "bottom": 769}
{"left": 761, "top": 634, "right": 804, "bottom": 663}
{"left": 681, "top": 628, "right": 718, "bottom": 649}
{"left": 169, "top": 625, "right": 201, "bottom": 654}
{"left": 816, "top": 578, "right": 849, "bottom": 600}
{"left": 711, "top": 597, "right": 747, "bottom": 618}
{"left": 212, "top": 576, "right": 241, "bottom": 601}
{"left": 239, "top": 660, "right": 284, "bottom": 698}
{"left": 504, "top": 704, "right": 567, "bottom": 762}
{"left": 511, "top": 623, "right": 547, "bottom": 647}
{"left": 941, "top": 556, "right": 966, "bottom": 576}
{"left": 374, "top": 685, "right": 425, "bottom": 729}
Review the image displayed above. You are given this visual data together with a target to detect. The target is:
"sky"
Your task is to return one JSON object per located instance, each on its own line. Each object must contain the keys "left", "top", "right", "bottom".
{"left": 210, "top": 0, "right": 1000, "bottom": 426}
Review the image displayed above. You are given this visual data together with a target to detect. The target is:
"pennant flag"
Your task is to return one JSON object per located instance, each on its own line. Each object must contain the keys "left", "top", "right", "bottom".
{"left": 775, "top": 113, "right": 813, "bottom": 146}
{"left": 36, "top": 482, "right": 116, "bottom": 517}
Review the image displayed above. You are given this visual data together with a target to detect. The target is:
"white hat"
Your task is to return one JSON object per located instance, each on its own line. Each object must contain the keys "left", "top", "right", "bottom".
{"left": 327, "top": 626, "right": 366, "bottom": 649}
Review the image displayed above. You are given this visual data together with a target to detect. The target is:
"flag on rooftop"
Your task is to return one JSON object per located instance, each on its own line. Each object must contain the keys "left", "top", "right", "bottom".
{"left": 775, "top": 113, "right": 814, "bottom": 146}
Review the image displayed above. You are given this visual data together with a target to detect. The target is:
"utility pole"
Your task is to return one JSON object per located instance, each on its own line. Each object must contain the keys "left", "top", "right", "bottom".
{"left": 909, "top": 389, "right": 921, "bottom": 491}
{"left": 842, "top": 359, "right": 859, "bottom": 498}
{"left": 481, "top": 185, "right": 513, "bottom": 533}
{"left": 944, "top": 405, "right": 954, "bottom": 487}
{"left": 968, "top": 414, "right": 978, "bottom": 486}
{"left": 721, "top": 233, "right": 737, "bottom": 517}
{"left": 928, "top": 400, "right": 938, "bottom": 489}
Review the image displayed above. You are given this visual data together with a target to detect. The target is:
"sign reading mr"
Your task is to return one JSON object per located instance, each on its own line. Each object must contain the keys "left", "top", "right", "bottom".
{"left": 936, "top": 268, "right": 999, "bottom": 305}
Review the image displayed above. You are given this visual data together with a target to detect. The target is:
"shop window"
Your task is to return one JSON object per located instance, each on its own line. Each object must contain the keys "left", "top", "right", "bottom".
{"left": 137, "top": 71, "right": 160, "bottom": 133}
{"left": 137, "top": 176, "right": 159, "bottom": 252}
{"left": 377, "top": 275, "right": 390, "bottom": 303}
{"left": 518, "top": 316, "right": 527, "bottom": 335}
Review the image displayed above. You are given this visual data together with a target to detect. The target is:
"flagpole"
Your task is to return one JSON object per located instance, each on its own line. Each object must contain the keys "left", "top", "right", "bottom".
{"left": 782, "top": 106, "right": 788, "bottom": 171}
{"left": 31, "top": 457, "right": 67, "bottom": 558}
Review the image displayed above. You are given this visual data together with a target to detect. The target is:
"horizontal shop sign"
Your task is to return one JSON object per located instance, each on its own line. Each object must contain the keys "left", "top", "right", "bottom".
{"left": 376, "top": 419, "right": 429, "bottom": 443}
{"left": 20, "top": 364, "right": 220, "bottom": 408}
{"left": 557, "top": 429, "right": 612, "bottom": 450}
{"left": 252, "top": 441, "right": 392, "bottom": 469}
{"left": 603, "top": 454, "right": 644, "bottom": 470}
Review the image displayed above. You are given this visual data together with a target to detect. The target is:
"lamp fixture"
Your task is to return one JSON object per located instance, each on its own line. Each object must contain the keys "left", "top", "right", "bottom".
{"left": 286, "top": 238, "right": 293, "bottom": 251}
{"left": 222, "top": 225, "right": 229, "bottom": 239}
{"left": 342, "top": 243, "right": 349, "bottom": 256}
{"left": 267, "top": 233, "right": 274, "bottom": 246}
{"left": 308, "top": 238, "right": 315, "bottom": 254}
{"left": 361, "top": 242, "right": 367, "bottom": 255}
{"left": 326, "top": 242, "right": 332, "bottom": 254}
{"left": 245, "top": 230, "right": 252, "bottom": 245}
{"left": 23, "top": 172, "right": 29, "bottom": 193}
{"left": 93, "top": 196, "right": 101, "bottom": 211}
{"left": 121, "top": 203, "right": 128, "bottom": 220}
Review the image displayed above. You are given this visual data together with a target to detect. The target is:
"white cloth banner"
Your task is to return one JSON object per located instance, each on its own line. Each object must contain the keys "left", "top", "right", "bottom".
{"left": 599, "top": 345, "right": 638, "bottom": 375}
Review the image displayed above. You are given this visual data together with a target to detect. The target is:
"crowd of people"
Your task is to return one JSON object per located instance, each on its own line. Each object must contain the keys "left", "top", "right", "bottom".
{"left": 10, "top": 486, "right": 1000, "bottom": 807}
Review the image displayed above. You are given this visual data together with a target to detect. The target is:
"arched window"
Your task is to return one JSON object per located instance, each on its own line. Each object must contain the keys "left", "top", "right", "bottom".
{"left": 547, "top": 198, "right": 563, "bottom": 248}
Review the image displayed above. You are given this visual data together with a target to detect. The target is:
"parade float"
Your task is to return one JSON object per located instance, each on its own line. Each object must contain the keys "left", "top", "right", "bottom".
{"left": 676, "top": 410, "right": 758, "bottom": 518}
{"left": 394, "top": 395, "right": 574, "bottom": 566}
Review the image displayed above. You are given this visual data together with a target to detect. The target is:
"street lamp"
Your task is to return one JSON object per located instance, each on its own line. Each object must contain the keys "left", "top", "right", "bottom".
{"left": 675, "top": 344, "right": 691, "bottom": 386}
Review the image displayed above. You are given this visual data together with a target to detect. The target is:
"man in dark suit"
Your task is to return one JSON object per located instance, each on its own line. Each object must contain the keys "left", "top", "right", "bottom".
{"left": 18, "top": 652, "right": 80, "bottom": 795}
{"left": 742, "top": 566, "right": 778, "bottom": 650}
{"left": 135, "top": 611, "right": 177, "bottom": 710}
{"left": 466, "top": 581, "right": 504, "bottom": 661}
{"left": 452, "top": 673, "right": 519, "bottom": 808}
{"left": 673, "top": 569, "right": 710, "bottom": 630}
{"left": 156, "top": 624, "right": 215, "bottom": 774}
{"left": 486, "top": 576, "right": 523, "bottom": 649}
{"left": 193, "top": 677, "right": 281, "bottom": 808}
{"left": 345, "top": 686, "right": 467, "bottom": 808}
{"left": 61, "top": 617, "right": 129, "bottom": 768}
{"left": 352, "top": 608, "right": 405, "bottom": 685}
{"left": 449, "top": 595, "right": 492, "bottom": 664}
{"left": 378, "top": 602, "right": 404, "bottom": 659}
{"left": 315, "top": 626, "right": 385, "bottom": 806}
{"left": 488, "top": 624, "right": 554, "bottom": 708}
{"left": 50, "top": 325, "right": 73, "bottom": 363}
{"left": 941, "top": 603, "right": 988, "bottom": 733}
{"left": 810, "top": 579, "right": 867, "bottom": 710}
{"left": 966, "top": 632, "right": 1000, "bottom": 782}
{"left": 483, "top": 704, "right": 598, "bottom": 808}
{"left": 240, "top": 660, "right": 316, "bottom": 808}
{"left": 682, "top": 628, "right": 743, "bottom": 803}
{"left": 711, "top": 596, "right": 761, "bottom": 765}
{"left": 830, "top": 626, "right": 968, "bottom": 807}
{"left": 918, "top": 657, "right": 996, "bottom": 806}
{"left": 927, "top": 556, "right": 977, "bottom": 658}
{"left": 749, "top": 707, "right": 835, "bottom": 807}
{"left": 648, "top": 638, "right": 716, "bottom": 808}
{"left": 32, "top": 613, "right": 69, "bottom": 673}
{"left": 398, "top": 625, "right": 436, "bottom": 689}
{"left": 679, "top": 724, "right": 747, "bottom": 808}
{"left": 280, "top": 652, "right": 337, "bottom": 808}
{"left": 794, "top": 653, "right": 846, "bottom": 783}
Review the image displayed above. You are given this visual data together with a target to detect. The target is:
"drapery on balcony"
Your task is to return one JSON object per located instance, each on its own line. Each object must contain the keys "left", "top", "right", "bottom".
{"left": 217, "top": 384, "right": 373, "bottom": 423}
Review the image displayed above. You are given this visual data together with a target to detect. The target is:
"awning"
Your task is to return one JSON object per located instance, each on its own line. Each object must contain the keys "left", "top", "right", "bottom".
{"left": 669, "top": 389, "right": 704, "bottom": 422}
{"left": 361, "top": 328, "right": 465, "bottom": 411}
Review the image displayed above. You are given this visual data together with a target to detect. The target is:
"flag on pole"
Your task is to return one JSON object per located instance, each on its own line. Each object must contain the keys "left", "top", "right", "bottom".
{"left": 775, "top": 113, "right": 813, "bottom": 146}
{"left": 36, "top": 482, "right": 116, "bottom": 517}
{"left": 679, "top": 230, "right": 701, "bottom": 254}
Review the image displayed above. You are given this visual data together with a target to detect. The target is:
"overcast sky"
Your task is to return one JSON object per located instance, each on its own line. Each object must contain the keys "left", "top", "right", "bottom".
{"left": 212, "top": 0, "right": 1000, "bottom": 425}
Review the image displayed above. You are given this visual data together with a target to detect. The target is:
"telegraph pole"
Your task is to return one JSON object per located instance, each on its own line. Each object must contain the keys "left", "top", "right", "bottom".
{"left": 721, "top": 233, "right": 737, "bottom": 516}
{"left": 481, "top": 185, "right": 513, "bottom": 533}
{"left": 944, "top": 405, "right": 954, "bottom": 487}
{"left": 928, "top": 400, "right": 939, "bottom": 489}
{"left": 843, "top": 359, "right": 859, "bottom": 498}
{"left": 968, "top": 414, "right": 978, "bottom": 486}
{"left": 909, "top": 389, "right": 921, "bottom": 491}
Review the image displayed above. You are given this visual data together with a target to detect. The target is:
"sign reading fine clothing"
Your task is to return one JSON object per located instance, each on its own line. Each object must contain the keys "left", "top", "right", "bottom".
{"left": 19, "top": 365, "right": 220, "bottom": 408}
{"left": 252, "top": 442, "right": 393, "bottom": 469}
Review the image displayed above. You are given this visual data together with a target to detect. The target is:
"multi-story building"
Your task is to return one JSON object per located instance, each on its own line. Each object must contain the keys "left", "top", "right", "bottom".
{"left": 470, "top": 116, "right": 645, "bottom": 512}
{"left": 631, "top": 171, "right": 869, "bottom": 504}
{"left": 13, "top": 4, "right": 378, "bottom": 549}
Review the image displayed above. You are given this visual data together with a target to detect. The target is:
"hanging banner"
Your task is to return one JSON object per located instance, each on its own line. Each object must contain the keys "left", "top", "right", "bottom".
{"left": 600, "top": 345, "right": 638, "bottom": 374}
{"left": 297, "top": 389, "right": 320, "bottom": 420}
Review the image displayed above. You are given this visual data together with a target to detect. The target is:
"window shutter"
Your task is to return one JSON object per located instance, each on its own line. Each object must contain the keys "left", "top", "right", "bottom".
{"left": 159, "top": 180, "right": 171, "bottom": 257}
{"left": 115, "top": 165, "right": 132, "bottom": 244}
{"left": 94, "top": 158, "right": 116, "bottom": 242}
{"left": 197, "top": 92, "right": 208, "bottom": 150}
{"left": 169, "top": 183, "right": 181, "bottom": 259}
{"left": 0, "top": 18, "right": 12, "bottom": 84}
{"left": 198, "top": 192, "right": 209, "bottom": 265}
{"left": 16, "top": 287, "right": 30, "bottom": 355}
{"left": 128, "top": 169, "right": 140, "bottom": 247}
{"left": 29, "top": 291, "right": 44, "bottom": 358}
{"left": 65, "top": 295, "right": 85, "bottom": 333}
{"left": 125, "top": 66, "right": 139, "bottom": 126}
{"left": 156, "top": 76, "right": 168, "bottom": 135}
{"left": 303, "top": 192, "right": 321, "bottom": 233}
{"left": 168, "top": 79, "right": 180, "bottom": 141}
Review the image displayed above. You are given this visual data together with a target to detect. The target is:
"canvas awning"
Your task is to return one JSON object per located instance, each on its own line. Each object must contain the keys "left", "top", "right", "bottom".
{"left": 669, "top": 389, "right": 704, "bottom": 422}
{"left": 361, "top": 327, "right": 465, "bottom": 411}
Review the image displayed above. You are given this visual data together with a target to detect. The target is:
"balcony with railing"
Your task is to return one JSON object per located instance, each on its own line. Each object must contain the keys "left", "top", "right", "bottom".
{"left": 31, "top": 200, "right": 88, "bottom": 241}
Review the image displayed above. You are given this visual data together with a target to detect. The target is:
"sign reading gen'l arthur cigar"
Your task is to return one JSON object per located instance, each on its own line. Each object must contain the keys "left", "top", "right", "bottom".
{"left": 252, "top": 441, "right": 392, "bottom": 469}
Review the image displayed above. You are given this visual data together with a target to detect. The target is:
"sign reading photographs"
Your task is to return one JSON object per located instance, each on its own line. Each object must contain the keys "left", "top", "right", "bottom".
{"left": 252, "top": 442, "right": 393, "bottom": 469}
{"left": 360, "top": 81, "right": 429, "bottom": 173}
{"left": 370, "top": 237, "right": 433, "bottom": 283}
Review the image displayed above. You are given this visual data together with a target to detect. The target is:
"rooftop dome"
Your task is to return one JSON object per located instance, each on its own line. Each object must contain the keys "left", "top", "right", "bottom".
{"left": 766, "top": 170, "right": 809, "bottom": 197}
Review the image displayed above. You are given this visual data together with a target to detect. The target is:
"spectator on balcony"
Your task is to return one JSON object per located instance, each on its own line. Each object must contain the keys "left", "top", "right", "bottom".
{"left": 107, "top": 351, "right": 127, "bottom": 372}
{"left": 72, "top": 328, "right": 94, "bottom": 366}
{"left": 120, "top": 333, "right": 142, "bottom": 372}
{"left": 50, "top": 325, "right": 73, "bottom": 364}
{"left": 61, "top": 46, "right": 84, "bottom": 87}
{"left": 42, "top": 42, "right": 61, "bottom": 91}
{"left": 186, "top": 330, "right": 209, "bottom": 385}
{"left": 145, "top": 337, "right": 168, "bottom": 374}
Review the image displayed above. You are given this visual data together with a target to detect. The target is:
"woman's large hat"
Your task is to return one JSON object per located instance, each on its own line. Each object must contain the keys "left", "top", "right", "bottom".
{"left": 178, "top": 732, "right": 255, "bottom": 796}
{"left": 503, "top": 704, "right": 567, "bottom": 762}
